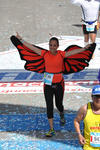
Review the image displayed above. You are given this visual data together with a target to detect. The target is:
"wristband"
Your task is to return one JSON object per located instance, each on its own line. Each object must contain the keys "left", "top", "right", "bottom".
{"left": 77, "top": 132, "right": 81, "bottom": 135}
{"left": 20, "top": 39, "right": 25, "bottom": 44}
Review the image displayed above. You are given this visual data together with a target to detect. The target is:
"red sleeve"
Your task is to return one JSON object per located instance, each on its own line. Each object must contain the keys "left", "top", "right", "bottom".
{"left": 59, "top": 50, "right": 66, "bottom": 58}
{"left": 41, "top": 49, "right": 48, "bottom": 57}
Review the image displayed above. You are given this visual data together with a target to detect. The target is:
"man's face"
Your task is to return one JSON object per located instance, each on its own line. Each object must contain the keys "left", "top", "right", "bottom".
{"left": 92, "top": 95, "right": 100, "bottom": 109}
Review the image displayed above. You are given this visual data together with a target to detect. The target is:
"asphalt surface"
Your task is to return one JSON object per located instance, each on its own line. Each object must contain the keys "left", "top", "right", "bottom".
{"left": 0, "top": 0, "right": 100, "bottom": 52}
{"left": 0, "top": 0, "right": 100, "bottom": 149}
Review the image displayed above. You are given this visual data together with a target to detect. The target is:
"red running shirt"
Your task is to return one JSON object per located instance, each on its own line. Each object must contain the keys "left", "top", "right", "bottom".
{"left": 41, "top": 50, "right": 66, "bottom": 83}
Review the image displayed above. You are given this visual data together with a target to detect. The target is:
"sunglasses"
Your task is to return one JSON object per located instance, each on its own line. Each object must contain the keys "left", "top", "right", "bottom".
{"left": 93, "top": 95, "right": 100, "bottom": 98}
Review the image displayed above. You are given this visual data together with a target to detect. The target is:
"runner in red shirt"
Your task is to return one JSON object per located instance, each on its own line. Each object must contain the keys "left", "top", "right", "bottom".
{"left": 13, "top": 32, "right": 95, "bottom": 137}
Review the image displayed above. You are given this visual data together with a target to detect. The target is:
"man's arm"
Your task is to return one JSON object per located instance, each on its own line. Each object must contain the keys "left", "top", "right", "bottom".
{"left": 97, "top": 6, "right": 100, "bottom": 29}
{"left": 99, "top": 10, "right": 100, "bottom": 28}
{"left": 74, "top": 104, "right": 87, "bottom": 145}
{"left": 70, "top": 0, "right": 82, "bottom": 5}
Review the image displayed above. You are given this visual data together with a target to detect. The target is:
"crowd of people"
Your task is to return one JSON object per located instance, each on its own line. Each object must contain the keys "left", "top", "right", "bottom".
{"left": 10, "top": 1, "right": 100, "bottom": 149}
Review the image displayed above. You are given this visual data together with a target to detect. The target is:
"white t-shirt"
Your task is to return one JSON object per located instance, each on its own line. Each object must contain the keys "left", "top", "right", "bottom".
{"left": 71, "top": 0, "right": 100, "bottom": 22}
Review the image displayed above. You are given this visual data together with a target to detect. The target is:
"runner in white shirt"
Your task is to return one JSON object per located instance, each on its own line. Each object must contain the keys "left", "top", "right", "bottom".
{"left": 97, "top": 5, "right": 100, "bottom": 29}
{"left": 70, "top": 0, "right": 100, "bottom": 46}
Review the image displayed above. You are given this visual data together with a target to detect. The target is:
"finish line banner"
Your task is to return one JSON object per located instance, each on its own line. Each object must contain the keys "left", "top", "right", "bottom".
{"left": 0, "top": 69, "right": 99, "bottom": 94}
{"left": 0, "top": 69, "right": 99, "bottom": 82}
{"left": 0, "top": 80, "right": 99, "bottom": 94}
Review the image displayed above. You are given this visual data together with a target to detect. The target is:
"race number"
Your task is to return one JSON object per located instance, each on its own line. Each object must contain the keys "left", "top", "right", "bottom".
{"left": 86, "top": 24, "right": 95, "bottom": 32}
{"left": 90, "top": 132, "right": 100, "bottom": 147}
{"left": 44, "top": 72, "right": 54, "bottom": 85}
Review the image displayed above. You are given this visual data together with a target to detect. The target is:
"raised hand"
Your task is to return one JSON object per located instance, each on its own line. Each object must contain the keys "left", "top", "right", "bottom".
{"left": 16, "top": 32, "right": 22, "bottom": 40}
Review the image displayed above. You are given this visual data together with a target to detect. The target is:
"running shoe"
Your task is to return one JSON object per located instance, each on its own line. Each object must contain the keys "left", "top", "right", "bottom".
{"left": 45, "top": 128, "right": 55, "bottom": 137}
{"left": 60, "top": 112, "right": 66, "bottom": 126}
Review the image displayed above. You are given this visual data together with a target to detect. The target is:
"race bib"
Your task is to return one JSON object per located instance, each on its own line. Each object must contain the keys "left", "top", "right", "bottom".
{"left": 86, "top": 23, "right": 95, "bottom": 32}
{"left": 90, "top": 132, "right": 100, "bottom": 147}
{"left": 44, "top": 72, "right": 54, "bottom": 85}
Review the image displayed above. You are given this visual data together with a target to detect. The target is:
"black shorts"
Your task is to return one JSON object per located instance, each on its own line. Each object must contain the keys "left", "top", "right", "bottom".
{"left": 82, "top": 24, "right": 97, "bottom": 34}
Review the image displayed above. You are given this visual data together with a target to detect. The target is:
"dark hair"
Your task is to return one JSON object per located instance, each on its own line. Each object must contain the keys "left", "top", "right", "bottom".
{"left": 49, "top": 37, "right": 59, "bottom": 46}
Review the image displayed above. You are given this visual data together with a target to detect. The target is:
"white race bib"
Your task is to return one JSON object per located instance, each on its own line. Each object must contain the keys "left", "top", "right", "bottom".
{"left": 86, "top": 23, "right": 95, "bottom": 32}
{"left": 90, "top": 132, "right": 100, "bottom": 147}
{"left": 44, "top": 72, "right": 54, "bottom": 85}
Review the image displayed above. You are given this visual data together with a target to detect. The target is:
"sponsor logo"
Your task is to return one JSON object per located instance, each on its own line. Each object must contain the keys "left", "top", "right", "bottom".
{"left": 90, "top": 127, "right": 100, "bottom": 130}
{"left": 0, "top": 69, "right": 99, "bottom": 94}
{"left": 0, "top": 69, "right": 99, "bottom": 82}
{"left": 0, "top": 80, "right": 99, "bottom": 94}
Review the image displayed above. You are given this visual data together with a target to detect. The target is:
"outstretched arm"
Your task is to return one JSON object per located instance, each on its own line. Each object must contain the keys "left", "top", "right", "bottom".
{"left": 65, "top": 44, "right": 90, "bottom": 57}
{"left": 74, "top": 104, "right": 87, "bottom": 145}
{"left": 16, "top": 32, "right": 42, "bottom": 55}
{"left": 97, "top": 8, "right": 100, "bottom": 30}
{"left": 70, "top": 0, "right": 82, "bottom": 5}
